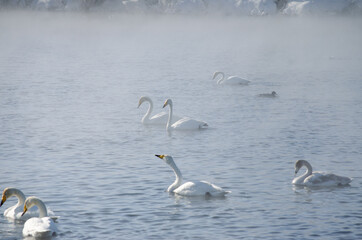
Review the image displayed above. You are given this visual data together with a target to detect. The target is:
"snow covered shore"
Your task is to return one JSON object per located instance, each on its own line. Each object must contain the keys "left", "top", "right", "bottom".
{"left": 1, "top": 0, "right": 361, "bottom": 16}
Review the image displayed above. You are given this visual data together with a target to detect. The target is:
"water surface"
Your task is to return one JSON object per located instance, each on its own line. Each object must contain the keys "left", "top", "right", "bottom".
{"left": 0, "top": 12, "right": 362, "bottom": 240}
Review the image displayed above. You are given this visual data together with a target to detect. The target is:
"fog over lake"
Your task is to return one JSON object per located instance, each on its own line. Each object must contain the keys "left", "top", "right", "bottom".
{"left": 0, "top": 11, "right": 362, "bottom": 240}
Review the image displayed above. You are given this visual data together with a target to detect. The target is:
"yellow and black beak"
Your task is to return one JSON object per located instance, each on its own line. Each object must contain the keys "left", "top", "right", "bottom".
{"left": 0, "top": 196, "right": 6, "bottom": 207}
{"left": 137, "top": 100, "right": 142, "bottom": 108}
{"left": 21, "top": 205, "right": 28, "bottom": 217}
{"left": 162, "top": 102, "right": 167, "bottom": 108}
{"left": 155, "top": 155, "right": 164, "bottom": 159}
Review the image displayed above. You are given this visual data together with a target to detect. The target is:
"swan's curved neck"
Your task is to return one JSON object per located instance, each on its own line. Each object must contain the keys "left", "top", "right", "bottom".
{"left": 7, "top": 188, "right": 26, "bottom": 208}
{"left": 166, "top": 102, "right": 173, "bottom": 131}
{"left": 299, "top": 160, "right": 313, "bottom": 182}
{"left": 142, "top": 98, "right": 153, "bottom": 123}
{"left": 33, "top": 199, "right": 48, "bottom": 218}
{"left": 215, "top": 72, "right": 225, "bottom": 84}
{"left": 167, "top": 160, "right": 183, "bottom": 192}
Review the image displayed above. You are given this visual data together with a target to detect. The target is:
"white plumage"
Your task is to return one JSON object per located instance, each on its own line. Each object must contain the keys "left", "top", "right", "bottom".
{"left": 162, "top": 99, "right": 208, "bottom": 131}
{"left": 155, "top": 155, "right": 229, "bottom": 197}
{"left": 292, "top": 160, "right": 352, "bottom": 187}
{"left": 138, "top": 96, "right": 181, "bottom": 125}
{"left": 1, "top": 188, "right": 55, "bottom": 221}
{"left": 22, "top": 196, "right": 58, "bottom": 238}
{"left": 213, "top": 71, "right": 250, "bottom": 85}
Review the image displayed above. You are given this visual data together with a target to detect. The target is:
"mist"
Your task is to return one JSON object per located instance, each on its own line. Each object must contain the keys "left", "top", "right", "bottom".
{"left": 1, "top": 7, "right": 362, "bottom": 240}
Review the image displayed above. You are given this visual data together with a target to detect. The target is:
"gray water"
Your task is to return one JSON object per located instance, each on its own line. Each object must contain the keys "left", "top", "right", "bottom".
{"left": 0, "top": 12, "right": 362, "bottom": 240}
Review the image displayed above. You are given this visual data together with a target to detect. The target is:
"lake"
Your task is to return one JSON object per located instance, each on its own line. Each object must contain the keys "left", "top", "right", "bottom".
{"left": 0, "top": 12, "right": 362, "bottom": 240}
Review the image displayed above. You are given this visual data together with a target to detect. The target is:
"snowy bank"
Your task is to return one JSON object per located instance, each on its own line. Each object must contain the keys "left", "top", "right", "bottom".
{"left": 1, "top": 0, "right": 361, "bottom": 16}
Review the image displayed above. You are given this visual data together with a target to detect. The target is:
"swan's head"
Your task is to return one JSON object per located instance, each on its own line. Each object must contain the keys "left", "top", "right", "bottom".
{"left": 138, "top": 96, "right": 151, "bottom": 108}
{"left": 212, "top": 71, "right": 222, "bottom": 80}
{"left": 1, "top": 188, "right": 9, "bottom": 207}
{"left": 162, "top": 99, "right": 173, "bottom": 108}
{"left": 294, "top": 160, "right": 305, "bottom": 174}
{"left": 1, "top": 187, "right": 16, "bottom": 207}
{"left": 155, "top": 154, "right": 174, "bottom": 165}
{"left": 21, "top": 196, "right": 39, "bottom": 216}
{"left": 272, "top": 91, "right": 277, "bottom": 96}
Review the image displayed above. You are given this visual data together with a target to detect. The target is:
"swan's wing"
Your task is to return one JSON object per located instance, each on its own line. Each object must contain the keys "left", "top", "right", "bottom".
{"left": 174, "top": 181, "right": 229, "bottom": 197}
{"left": 150, "top": 112, "right": 183, "bottom": 125}
{"left": 226, "top": 76, "right": 250, "bottom": 85}
{"left": 4, "top": 206, "right": 39, "bottom": 220}
{"left": 146, "top": 112, "right": 168, "bottom": 125}
{"left": 305, "top": 172, "right": 352, "bottom": 186}
{"left": 171, "top": 118, "right": 208, "bottom": 130}
{"left": 23, "top": 217, "right": 57, "bottom": 237}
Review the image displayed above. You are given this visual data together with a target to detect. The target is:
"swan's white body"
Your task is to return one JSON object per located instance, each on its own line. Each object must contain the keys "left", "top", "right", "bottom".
{"left": 292, "top": 160, "right": 352, "bottom": 187}
{"left": 156, "top": 155, "right": 229, "bottom": 197}
{"left": 258, "top": 91, "right": 278, "bottom": 98}
{"left": 138, "top": 96, "right": 181, "bottom": 125}
{"left": 213, "top": 71, "right": 250, "bottom": 85}
{"left": 22, "top": 196, "right": 57, "bottom": 238}
{"left": 163, "top": 99, "right": 208, "bottom": 131}
{"left": 0, "top": 187, "right": 53, "bottom": 220}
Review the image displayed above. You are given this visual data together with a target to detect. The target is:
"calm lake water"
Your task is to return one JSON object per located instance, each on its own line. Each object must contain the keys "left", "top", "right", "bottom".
{"left": 0, "top": 12, "right": 362, "bottom": 240}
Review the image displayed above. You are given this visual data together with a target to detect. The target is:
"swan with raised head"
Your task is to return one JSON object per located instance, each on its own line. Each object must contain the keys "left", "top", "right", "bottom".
{"left": 138, "top": 96, "right": 181, "bottom": 125}
{"left": 21, "top": 196, "right": 57, "bottom": 238}
{"left": 258, "top": 91, "right": 278, "bottom": 98}
{"left": 213, "top": 71, "right": 250, "bottom": 85}
{"left": 162, "top": 99, "right": 208, "bottom": 131}
{"left": 155, "top": 154, "right": 229, "bottom": 197}
{"left": 292, "top": 160, "right": 352, "bottom": 187}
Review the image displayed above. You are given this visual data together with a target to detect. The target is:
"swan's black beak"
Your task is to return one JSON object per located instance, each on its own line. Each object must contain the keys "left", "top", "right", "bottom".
{"left": 155, "top": 155, "right": 164, "bottom": 159}
{"left": 162, "top": 103, "right": 167, "bottom": 108}
{"left": 0, "top": 197, "right": 5, "bottom": 207}
{"left": 21, "top": 206, "right": 28, "bottom": 217}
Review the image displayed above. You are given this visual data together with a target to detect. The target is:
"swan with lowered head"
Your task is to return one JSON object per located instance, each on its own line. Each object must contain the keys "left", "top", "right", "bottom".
{"left": 21, "top": 196, "right": 58, "bottom": 238}
{"left": 163, "top": 99, "right": 208, "bottom": 131}
{"left": 258, "top": 91, "right": 278, "bottom": 98}
{"left": 155, "top": 154, "right": 230, "bottom": 197}
{"left": 1, "top": 187, "right": 54, "bottom": 220}
{"left": 213, "top": 71, "right": 250, "bottom": 85}
{"left": 292, "top": 160, "right": 352, "bottom": 187}
{"left": 138, "top": 96, "right": 181, "bottom": 125}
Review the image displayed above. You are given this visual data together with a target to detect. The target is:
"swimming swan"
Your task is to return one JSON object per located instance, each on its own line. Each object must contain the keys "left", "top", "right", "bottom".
{"left": 1, "top": 187, "right": 54, "bottom": 220}
{"left": 155, "top": 155, "right": 229, "bottom": 197}
{"left": 138, "top": 96, "right": 181, "bottom": 125}
{"left": 163, "top": 99, "right": 208, "bottom": 131}
{"left": 292, "top": 160, "right": 352, "bottom": 187}
{"left": 213, "top": 71, "right": 250, "bottom": 85}
{"left": 21, "top": 196, "right": 58, "bottom": 238}
{"left": 258, "top": 91, "right": 277, "bottom": 98}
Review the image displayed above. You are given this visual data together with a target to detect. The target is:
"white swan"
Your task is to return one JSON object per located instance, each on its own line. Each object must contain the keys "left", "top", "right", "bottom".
{"left": 258, "top": 91, "right": 278, "bottom": 98}
{"left": 155, "top": 155, "right": 230, "bottom": 197}
{"left": 1, "top": 188, "right": 57, "bottom": 221}
{"left": 213, "top": 71, "right": 250, "bottom": 85}
{"left": 1, "top": 187, "right": 46, "bottom": 220}
{"left": 21, "top": 196, "right": 58, "bottom": 238}
{"left": 138, "top": 96, "right": 181, "bottom": 125}
{"left": 163, "top": 99, "right": 208, "bottom": 131}
{"left": 292, "top": 160, "right": 352, "bottom": 187}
